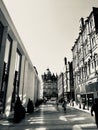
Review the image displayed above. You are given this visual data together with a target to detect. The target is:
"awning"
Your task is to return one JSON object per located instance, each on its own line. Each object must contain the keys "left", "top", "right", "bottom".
{"left": 86, "top": 82, "right": 98, "bottom": 92}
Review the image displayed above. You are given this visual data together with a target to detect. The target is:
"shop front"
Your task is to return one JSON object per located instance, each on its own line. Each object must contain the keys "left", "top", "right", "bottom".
{"left": 76, "top": 81, "right": 98, "bottom": 109}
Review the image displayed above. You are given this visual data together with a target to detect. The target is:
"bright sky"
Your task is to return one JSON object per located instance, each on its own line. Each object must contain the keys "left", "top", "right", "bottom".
{"left": 3, "top": 0, "right": 98, "bottom": 79}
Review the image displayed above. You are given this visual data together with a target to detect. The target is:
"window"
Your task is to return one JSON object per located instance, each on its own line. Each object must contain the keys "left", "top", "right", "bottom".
{"left": 89, "top": 17, "right": 94, "bottom": 31}
{"left": 92, "top": 62, "right": 94, "bottom": 69}
{"left": 92, "top": 36, "right": 96, "bottom": 48}
{"left": 0, "top": 35, "right": 12, "bottom": 113}
{"left": 11, "top": 49, "right": 22, "bottom": 111}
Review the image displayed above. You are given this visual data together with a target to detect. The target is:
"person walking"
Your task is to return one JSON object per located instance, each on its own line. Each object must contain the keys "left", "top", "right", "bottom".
{"left": 62, "top": 100, "right": 67, "bottom": 112}
{"left": 14, "top": 96, "right": 25, "bottom": 123}
{"left": 56, "top": 99, "right": 59, "bottom": 107}
{"left": 91, "top": 98, "right": 98, "bottom": 128}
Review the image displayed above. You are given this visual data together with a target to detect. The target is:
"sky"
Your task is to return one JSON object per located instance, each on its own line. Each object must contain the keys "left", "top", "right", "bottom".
{"left": 2, "top": 0, "right": 98, "bottom": 79}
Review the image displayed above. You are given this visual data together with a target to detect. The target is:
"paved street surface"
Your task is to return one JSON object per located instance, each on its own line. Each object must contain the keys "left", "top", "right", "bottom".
{"left": 0, "top": 103, "right": 97, "bottom": 130}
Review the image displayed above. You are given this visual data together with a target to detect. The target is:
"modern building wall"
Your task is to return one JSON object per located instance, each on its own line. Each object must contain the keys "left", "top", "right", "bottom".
{"left": 0, "top": 0, "right": 40, "bottom": 117}
{"left": 34, "top": 75, "right": 39, "bottom": 103}
{"left": 26, "top": 64, "right": 40, "bottom": 105}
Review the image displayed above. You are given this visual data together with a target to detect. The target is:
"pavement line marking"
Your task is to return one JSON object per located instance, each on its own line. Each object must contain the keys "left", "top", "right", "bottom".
{"left": 73, "top": 125, "right": 82, "bottom": 130}
{"left": 65, "top": 114, "right": 76, "bottom": 118}
{"left": 59, "top": 116, "right": 67, "bottom": 121}
{"left": 70, "top": 117, "right": 86, "bottom": 121}
{"left": 80, "top": 123, "right": 96, "bottom": 127}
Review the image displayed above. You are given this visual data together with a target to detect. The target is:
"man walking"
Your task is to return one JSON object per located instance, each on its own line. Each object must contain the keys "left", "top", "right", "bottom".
{"left": 91, "top": 98, "right": 98, "bottom": 128}
{"left": 62, "top": 100, "right": 67, "bottom": 112}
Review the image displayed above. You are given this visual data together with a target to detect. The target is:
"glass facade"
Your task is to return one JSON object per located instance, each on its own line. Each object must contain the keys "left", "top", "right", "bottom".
{"left": 11, "top": 49, "right": 22, "bottom": 111}
{"left": 0, "top": 35, "right": 12, "bottom": 113}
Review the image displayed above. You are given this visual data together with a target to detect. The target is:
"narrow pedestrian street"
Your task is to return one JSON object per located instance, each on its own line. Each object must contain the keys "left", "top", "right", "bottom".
{"left": 0, "top": 102, "right": 97, "bottom": 130}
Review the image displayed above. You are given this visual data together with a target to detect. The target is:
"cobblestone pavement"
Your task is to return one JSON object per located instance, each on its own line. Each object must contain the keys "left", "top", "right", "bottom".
{"left": 0, "top": 103, "right": 97, "bottom": 130}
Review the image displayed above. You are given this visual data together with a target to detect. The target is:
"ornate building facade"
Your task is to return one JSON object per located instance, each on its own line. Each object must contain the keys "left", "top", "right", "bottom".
{"left": 42, "top": 69, "right": 58, "bottom": 100}
{"left": 72, "top": 7, "right": 98, "bottom": 108}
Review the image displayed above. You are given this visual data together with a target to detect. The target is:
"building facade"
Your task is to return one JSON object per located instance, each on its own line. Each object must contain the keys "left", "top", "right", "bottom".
{"left": 72, "top": 7, "right": 98, "bottom": 108}
{"left": 42, "top": 69, "right": 58, "bottom": 100}
{"left": 57, "top": 58, "right": 74, "bottom": 103}
{"left": 0, "top": 0, "right": 40, "bottom": 117}
{"left": 57, "top": 72, "right": 64, "bottom": 102}
{"left": 63, "top": 58, "right": 74, "bottom": 102}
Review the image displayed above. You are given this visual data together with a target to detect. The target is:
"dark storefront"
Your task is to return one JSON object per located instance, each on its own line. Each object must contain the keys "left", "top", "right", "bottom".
{"left": 76, "top": 82, "right": 98, "bottom": 108}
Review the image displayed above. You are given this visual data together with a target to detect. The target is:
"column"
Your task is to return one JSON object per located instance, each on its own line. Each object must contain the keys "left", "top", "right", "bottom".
{"left": 18, "top": 55, "right": 25, "bottom": 100}
{"left": 22, "top": 60, "right": 28, "bottom": 105}
{"left": 0, "top": 26, "right": 8, "bottom": 90}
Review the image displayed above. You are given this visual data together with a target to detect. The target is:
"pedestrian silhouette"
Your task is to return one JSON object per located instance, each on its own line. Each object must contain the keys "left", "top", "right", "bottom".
{"left": 56, "top": 99, "right": 59, "bottom": 107}
{"left": 27, "top": 98, "right": 34, "bottom": 113}
{"left": 91, "top": 98, "right": 98, "bottom": 128}
{"left": 14, "top": 96, "right": 25, "bottom": 123}
{"left": 62, "top": 100, "right": 67, "bottom": 112}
